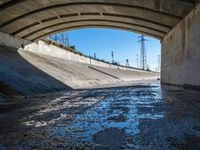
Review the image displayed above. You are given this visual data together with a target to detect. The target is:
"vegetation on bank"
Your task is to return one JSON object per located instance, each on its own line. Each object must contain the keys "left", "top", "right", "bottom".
{"left": 42, "top": 39, "right": 113, "bottom": 64}
{"left": 42, "top": 39, "right": 153, "bottom": 72}
{"left": 43, "top": 39, "right": 83, "bottom": 56}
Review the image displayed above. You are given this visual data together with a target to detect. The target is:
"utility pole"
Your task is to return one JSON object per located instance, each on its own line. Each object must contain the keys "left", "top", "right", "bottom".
{"left": 126, "top": 59, "right": 129, "bottom": 67}
{"left": 94, "top": 53, "right": 96, "bottom": 59}
{"left": 111, "top": 51, "right": 114, "bottom": 63}
{"left": 138, "top": 35, "right": 147, "bottom": 70}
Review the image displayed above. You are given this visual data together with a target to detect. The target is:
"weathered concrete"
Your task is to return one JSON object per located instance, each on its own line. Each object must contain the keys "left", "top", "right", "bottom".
{"left": 0, "top": 0, "right": 197, "bottom": 40}
{"left": 161, "top": 2, "right": 200, "bottom": 88}
{"left": 24, "top": 40, "right": 151, "bottom": 72}
{"left": 0, "top": 46, "right": 72, "bottom": 96}
{"left": 0, "top": 45, "right": 159, "bottom": 97}
{"left": 0, "top": 32, "right": 31, "bottom": 49}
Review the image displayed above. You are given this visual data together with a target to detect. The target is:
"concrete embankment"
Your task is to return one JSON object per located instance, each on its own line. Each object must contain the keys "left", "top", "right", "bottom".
{"left": 0, "top": 46, "right": 71, "bottom": 99}
{"left": 0, "top": 41, "right": 159, "bottom": 99}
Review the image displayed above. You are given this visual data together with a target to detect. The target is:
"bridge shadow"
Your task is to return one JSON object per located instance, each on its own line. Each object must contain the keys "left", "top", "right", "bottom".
{"left": 0, "top": 45, "right": 72, "bottom": 100}
{"left": 135, "top": 84, "right": 200, "bottom": 149}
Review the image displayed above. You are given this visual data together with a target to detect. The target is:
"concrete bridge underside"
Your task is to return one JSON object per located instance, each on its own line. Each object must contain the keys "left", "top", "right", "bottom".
{"left": 0, "top": 0, "right": 198, "bottom": 40}
{"left": 0, "top": 0, "right": 200, "bottom": 88}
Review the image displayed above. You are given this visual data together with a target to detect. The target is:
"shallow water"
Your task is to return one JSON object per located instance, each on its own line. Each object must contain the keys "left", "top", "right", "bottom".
{"left": 0, "top": 82, "right": 200, "bottom": 149}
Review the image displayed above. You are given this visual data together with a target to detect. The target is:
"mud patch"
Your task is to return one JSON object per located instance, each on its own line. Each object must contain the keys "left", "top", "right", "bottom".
{"left": 93, "top": 128, "right": 126, "bottom": 149}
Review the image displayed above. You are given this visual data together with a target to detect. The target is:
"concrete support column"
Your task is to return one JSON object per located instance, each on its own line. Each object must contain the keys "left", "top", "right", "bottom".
{"left": 161, "top": 3, "right": 200, "bottom": 88}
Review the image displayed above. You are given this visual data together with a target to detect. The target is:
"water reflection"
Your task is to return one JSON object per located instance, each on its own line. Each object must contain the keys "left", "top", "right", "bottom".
{"left": 0, "top": 82, "right": 200, "bottom": 149}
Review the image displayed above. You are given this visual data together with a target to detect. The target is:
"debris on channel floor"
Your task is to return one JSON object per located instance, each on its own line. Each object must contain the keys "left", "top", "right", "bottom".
{"left": 0, "top": 82, "right": 200, "bottom": 149}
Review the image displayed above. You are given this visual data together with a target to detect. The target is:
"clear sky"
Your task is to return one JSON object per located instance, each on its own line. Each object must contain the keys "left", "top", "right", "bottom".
{"left": 52, "top": 28, "right": 161, "bottom": 71}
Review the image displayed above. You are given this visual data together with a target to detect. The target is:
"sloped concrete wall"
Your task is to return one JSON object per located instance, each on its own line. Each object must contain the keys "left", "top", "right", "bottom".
{"left": 24, "top": 40, "right": 147, "bottom": 72}
{"left": 0, "top": 45, "right": 159, "bottom": 98}
{"left": 0, "top": 46, "right": 72, "bottom": 96}
{"left": 161, "top": 3, "right": 200, "bottom": 88}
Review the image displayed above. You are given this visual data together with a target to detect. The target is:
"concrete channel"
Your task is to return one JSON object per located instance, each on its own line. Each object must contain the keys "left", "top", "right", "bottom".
{"left": 0, "top": 82, "right": 200, "bottom": 149}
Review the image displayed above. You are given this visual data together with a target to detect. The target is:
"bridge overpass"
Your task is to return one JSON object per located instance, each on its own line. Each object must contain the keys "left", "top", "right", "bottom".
{"left": 1, "top": 1, "right": 200, "bottom": 149}
{"left": 0, "top": 0, "right": 200, "bottom": 88}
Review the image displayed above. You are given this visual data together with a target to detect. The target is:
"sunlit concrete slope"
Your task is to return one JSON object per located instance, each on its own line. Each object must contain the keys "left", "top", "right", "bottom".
{"left": 19, "top": 50, "right": 120, "bottom": 89}
{"left": 19, "top": 49, "right": 159, "bottom": 89}
{"left": 89, "top": 65, "right": 158, "bottom": 81}
{"left": 0, "top": 45, "right": 159, "bottom": 98}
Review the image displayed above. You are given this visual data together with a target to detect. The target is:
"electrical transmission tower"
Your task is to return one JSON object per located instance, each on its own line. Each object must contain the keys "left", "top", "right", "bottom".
{"left": 60, "top": 32, "right": 70, "bottom": 46}
{"left": 138, "top": 35, "right": 148, "bottom": 70}
{"left": 57, "top": 32, "right": 70, "bottom": 46}
{"left": 48, "top": 32, "right": 70, "bottom": 46}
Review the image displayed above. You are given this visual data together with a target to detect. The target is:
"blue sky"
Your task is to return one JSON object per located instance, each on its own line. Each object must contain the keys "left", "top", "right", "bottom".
{"left": 52, "top": 28, "right": 161, "bottom": 71}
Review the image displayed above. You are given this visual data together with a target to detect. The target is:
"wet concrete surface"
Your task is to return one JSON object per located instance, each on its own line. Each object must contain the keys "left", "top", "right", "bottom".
{"left": 0, "top": 81, "right": 200, "bottom": 149}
